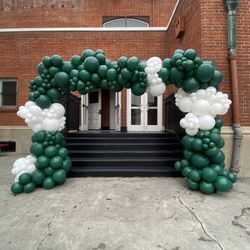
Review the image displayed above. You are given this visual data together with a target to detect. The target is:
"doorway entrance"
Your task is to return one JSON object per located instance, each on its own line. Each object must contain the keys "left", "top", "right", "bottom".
{"left": 127, "top": 89, "right": 163, "bottom": 132}
{"left": 80, "top": 89, "right": 121, "bottom": 131}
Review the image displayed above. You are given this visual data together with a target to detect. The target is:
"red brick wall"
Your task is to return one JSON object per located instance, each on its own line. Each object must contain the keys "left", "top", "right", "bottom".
{"left": 0, "top": 0, "right": 176, "bottom": 28}
{"left": 0, "top": 31, "right": 168, "bottom": 126}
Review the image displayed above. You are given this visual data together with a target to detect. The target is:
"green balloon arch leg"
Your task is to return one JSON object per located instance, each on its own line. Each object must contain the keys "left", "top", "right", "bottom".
{"left": 11, "top": 48, "right": 237, "bottom": 195}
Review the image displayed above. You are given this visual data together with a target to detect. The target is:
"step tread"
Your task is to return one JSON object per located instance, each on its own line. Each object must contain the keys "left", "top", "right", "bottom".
{"left": 66, "top": 142, "right": 181, "bottom": 145}
{"left": 68, "top": 150, "right": 183, "bottom": 153}
{"left": 70, "top": 157, "right": 180, "bottom": 162}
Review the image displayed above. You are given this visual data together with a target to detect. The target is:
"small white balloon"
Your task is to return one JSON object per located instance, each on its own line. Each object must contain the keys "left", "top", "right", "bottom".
{"left": 186, "top": 128, "right": 199, "bottom": 136}
{"left": 199, "top": 115, "right": 215, "bottom": 130}
{"left": 192, "top": 99, "right": 210, "bottom": 116}
{"left": 149, "top": 83, "right": 166, "bottom": 96}
{"left": 178, "top": 97, "right": 193, "bottom": 113}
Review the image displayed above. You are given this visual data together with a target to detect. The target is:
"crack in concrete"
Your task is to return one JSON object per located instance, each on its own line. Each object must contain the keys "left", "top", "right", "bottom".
{"left": 232, "top": 207, "right": 250, "bottom": 236}
{"left": 178, "top": 197, "right": 224, "bottom": 250}
{"left": 36, "top": 213, "right": 58, "bottom": 250}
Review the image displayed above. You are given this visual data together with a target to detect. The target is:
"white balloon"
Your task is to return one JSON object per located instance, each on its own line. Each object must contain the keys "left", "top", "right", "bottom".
{"left": 210, "top": 103, "right": 224, "bottom": 115}
{"left": 50, "top": 103, "right": 65, "bottom": 117}
{"left": 178, "top": 97, "right": 193, "bottom": 113}
{"left": 192, "top": 99, "right": 210, "bottom": 116}
{"left": 42, "top": 118, "right": 60, "bottom": 131}
{"left": 147, "top": 57, "right": 162, "bottom": 66}
{"left": 149, "top": 83, "right": 166, "bottom": 96}
{"left": 186, "top": 128, "right": 199, "bottom": 136}
{"left": 196, "top": 89, "right": 206, "bottom": 99}
{"left": 29, "top": 105, "right": 42, "bottom": 115}
{"left": 199, "top": 115, "right": 215, "bottom": 130}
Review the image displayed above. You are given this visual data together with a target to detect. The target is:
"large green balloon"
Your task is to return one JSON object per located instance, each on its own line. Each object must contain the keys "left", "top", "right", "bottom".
{"left": 32, "top": 169, "right": 46, "bottom": 186}
{"left": 131, "top": 83, "right": 146, "bottom": 96}
{"left": 52, "top": 169, "right": 67, "bottom": 185}
{"left": 30, "top": 143, "right": 44, "bottom": 157}
{"left": 98, "top": 65, "right": 108, "bottom": 78}
{"left": 228, "top": 172, "right": 237, "bottom": 183}
{"left": 81, "top": 49, "right": 95, "bottom": 61}
{"left": 158, "top": 68, "right": 169, "bottom": 83}
{"left": 106, "top": 69, "right": 118, "bottom": 81}
{"left": 62, "top": 158, "right": 72, "bottom": 172}
{"left": 170, "top": 67, "right": 184, "bottom": 83}
{"left": 58, "top": 147, "right": 69, "bottom": 159}
{"left": 121, "top": 68, "right": 133, "bottom": 80}
{"left": 23, "top": 182, "right": 36, "bottom": 193}
{"left": 183, "top": 150, "right": 193, "bottom": 160}
{"left": 95, "top": 53, "right": 106, "bottom": 65}
{"left": 11, "top": 182, "right": 23, "bottom": 194}
{"left": 44, "top": 167, "right": 55, "bottom": 176}
{"left": 79, "top": 70, "right": 91, "bottom": 82}
{"left": 182, "top": 135, "right": 194, "bottom": 150}
{"left": 50, "top": 156, "right": 63, "bottom": 169}
{"left": 162, "top": 58, "right": 172, "bottom": 69}
{"left": 19, "top": 173, "right": 32, "bottom": 185}
{"left": 192, "top": 138, "right": 203, "bottom": 151}
{"left": 54, "top": 132, "right": 64, "bottom": 144}
{"left": 214, "top": 176, "right": 232, "bottom": 192}
{"left": 35, "top": 94, "right": 51, "bottom": 109}
{"left": 205, "top": 147, "right": 219, "bottom": 158}
{"left": 195, "top": 63, "right": 215, "bottom": 83}
{"left": 184, "top": 49, "right": 197, "bottom": 60}
{"left": 45, "top": 146, "right": 58, "bottom": 158}
{"left": 181, "top": 166, "right": 192, "bottom": 177}
{"left": 47, "top": 88, "right": 62, "bottom": 103}
{"left": 187, "top": 179, "right": 199, "bottom": 190}
{"left": 209, "top": 70, "right": 223, "bottom": 87}
{"left": 210, "top": 150, "right": 225, "bottom": 164}
{"left": 51, "top": 55, "right": 63, "bottom": 67}
{"left": 36, "top": 155, "right": 50, "bottom": 169}
{"left": 91, "top": 73, "right": 101, "bottom": 84}
{"left": 191, "top": 153, "right": 210, "bottom": 169}
{"left": 211, "top": 164, "right": 224, "bottom": 175}
{"left": 84, "top": 56, "right": 100, "bottom": 73}
{"left": 71, "top": 55, "right": 82, "bottom": 68}
{"left": 117, "top": 56, "right": 128, "bottom": 69}
{"left": 127, "top": 57, "right": 139, "bottom": 71}
{"left": 32, "top": 131, "right": 46, "bottom": 143}
{"left": 42, "top": 56, "right": 51, "bottom": 67}
{"left": 54, "top": 72, "right": 70, "bottom": 87}
{"left": 61, "top": 61, "right": 74, "bottom": 73}
{"left": 189, "top": 169, "right": 201, "bottom": 182}
{"left": 182, "top": 77, "right": 200, "bottom": 93}
{"left": 43, "top": 177, "right": 56, "bottom": 189}
{"left": 199, "top": 181, "right": 215, "bottom": 195}
{"left": 201, "top": 167, "right": 217, "bottom": 182}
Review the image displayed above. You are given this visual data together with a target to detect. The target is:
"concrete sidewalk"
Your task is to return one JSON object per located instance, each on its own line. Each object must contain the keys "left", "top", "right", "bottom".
{"left": 0, "top": 154, "right": 250, "bottom": 250}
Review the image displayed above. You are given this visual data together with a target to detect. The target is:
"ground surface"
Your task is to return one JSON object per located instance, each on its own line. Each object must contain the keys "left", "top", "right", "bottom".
{"left": 0, "top": 154, "right": 250, "bottom": 250}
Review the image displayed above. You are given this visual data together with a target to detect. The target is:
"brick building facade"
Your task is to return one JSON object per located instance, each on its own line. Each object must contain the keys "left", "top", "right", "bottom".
{"left": 0, "top": 0, "right": 249, "bottom": 175}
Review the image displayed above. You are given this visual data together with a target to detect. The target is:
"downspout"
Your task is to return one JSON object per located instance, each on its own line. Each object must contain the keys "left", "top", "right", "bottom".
{"left": 223, "top": 0, "right": 242, "bottom": 173}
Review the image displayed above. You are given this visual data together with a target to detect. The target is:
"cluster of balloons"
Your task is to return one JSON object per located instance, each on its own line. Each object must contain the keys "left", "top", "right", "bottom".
{"left": 175, "top": 87, "right": 232, "bottom": 135}
{"left": 11, "top": 48, "right": 237, "bottom": 196}
{"left": 17, "top": 101, "right": 66, "bottom": 132}
{"left": 175, "top": 119, "right": 237, "bottom": 194}
{"left": 11, "top": 130, "right": 71, "bottom": 194}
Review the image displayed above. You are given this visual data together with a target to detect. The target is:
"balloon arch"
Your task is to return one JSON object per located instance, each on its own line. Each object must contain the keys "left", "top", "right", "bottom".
{"left": 11, "top": 48, "right": 237, "bottom": 195}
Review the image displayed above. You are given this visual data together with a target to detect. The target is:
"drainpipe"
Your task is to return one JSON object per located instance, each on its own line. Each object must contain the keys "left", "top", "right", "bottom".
{"left": 223, "top": 0, "right": 242, "bottom": 173}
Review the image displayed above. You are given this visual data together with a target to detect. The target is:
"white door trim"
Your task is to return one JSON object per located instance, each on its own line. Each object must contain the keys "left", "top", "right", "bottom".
{"left": 88, "top": 89, "right": 102, "bottom": 130}
{"left": 80, "top": 94, "right": 89, "bottom": 131}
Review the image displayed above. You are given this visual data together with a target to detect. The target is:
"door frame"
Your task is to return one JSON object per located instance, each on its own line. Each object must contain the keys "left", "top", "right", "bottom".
{"left": 126, "top": 89, "right": 163, "bottom": 132}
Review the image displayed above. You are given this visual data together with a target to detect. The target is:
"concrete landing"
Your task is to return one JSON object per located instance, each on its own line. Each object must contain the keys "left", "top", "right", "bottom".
{"left": 0, "top": 154, "right": 250, "bottom": 250}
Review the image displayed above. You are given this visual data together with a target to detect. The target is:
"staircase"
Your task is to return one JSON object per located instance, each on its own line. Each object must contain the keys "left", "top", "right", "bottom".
{"left": 65, "top": 132, "right": 183, "bottom": 177}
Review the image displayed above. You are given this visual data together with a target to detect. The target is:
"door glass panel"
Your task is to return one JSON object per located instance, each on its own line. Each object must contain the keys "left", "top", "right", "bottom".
{"left": 131, "top": 94, "right": 141, "bottom": 107}
{"left": 147, "top": 109, "right": 157, "bottom": 125}
{"left": 89, "top": 91, "right": 98, "bottom": 103}
{"left": 131, "top": 109, "right": 141, "bottom": 125}
{"left": 148, "top": 94, "right": 157, "bottom": 107}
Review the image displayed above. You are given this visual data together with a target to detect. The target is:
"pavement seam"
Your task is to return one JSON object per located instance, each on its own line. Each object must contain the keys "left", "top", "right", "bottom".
{"left": 178, "top": 197, "right": 224, "bottom": 250}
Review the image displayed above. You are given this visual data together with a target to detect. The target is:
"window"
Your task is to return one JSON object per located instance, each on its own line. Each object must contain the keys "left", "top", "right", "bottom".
{"left": 0, "top": 79, "right": 17, "bottom": 108}
{"left": 103, "top": 17, "right": 149, "bottom": 27}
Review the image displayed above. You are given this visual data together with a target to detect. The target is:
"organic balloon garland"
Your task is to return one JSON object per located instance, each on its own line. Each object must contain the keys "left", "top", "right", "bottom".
{"left": 11, "top": 48, "right": 237, "bottom": 195}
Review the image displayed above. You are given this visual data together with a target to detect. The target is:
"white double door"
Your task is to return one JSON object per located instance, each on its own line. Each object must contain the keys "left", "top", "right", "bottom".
{"left": 127, "top": 90, "right": 163, "bottom": 132}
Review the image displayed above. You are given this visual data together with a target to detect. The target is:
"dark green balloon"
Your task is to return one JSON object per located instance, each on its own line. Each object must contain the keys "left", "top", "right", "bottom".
{"left": 58, "top": 147, "right": 69, "bottom": 159}
{"left": 174, "top": 161, "right": 182, "bottom": 171}
{"left": 205, "top": 147, "right": 219, "bottom": 158}
{"left": 158, "top": 68, "right": 169, "bottom": 82}
{"left": 170, "top": 67, "right": 184, "bottom": 83}
{"left": 37, "top": 62, "right": 46, "bottom": 74}
{"left": 117, "top": 56, "right": 128, "bottom": 69}
{"left": 91, "top": 73, "right": 101, "bottom": 84}
{"left": 32, "top": 169, "right": 46, "bottom": 186}
{"left": 79, "top": 70, "right": 91, "bottom": 82}
{"left": 32, "top": 131, "right": 46, "bottom": 143}
{"left": 54, "top": 132, "right": 64, "bottom": 144}
{"left": 36, "top": 155, "right": 50, "bottom": 169}
{"left": 23, "top": 182, "right": 36, "bottom": 193}
{"left": 121, "top": 68, "right": 133, "bottom": 80}
{"left": 71, "top": 55, "right": 82, "bottom": 68}
{"left": 43, "top": 177, "right": 56, "bottom": 189}
{"left": 180, "top": 159, "right": 190, "bottom": 168}
{"left": 52, "top": 169, "right": 67, "bottom": 185}
{"left": 182, "top": 135, "right": 194, "bottom": 150}
{"left": 51, "top": 55, "right": 63, "bottom": 68}
{"left": 209, "top": 70, "right": 223, "bottom": 87}
{"left": 214, "top": 176, "right": 232, "bottom": 192}
{"left": 184, "top": 49, "right": 197, "bottom": 60}
{"left": 98, "top": 65, "right": 108, "bottom": 78}
{"left": 131, "top": 83, "right": 146, "bottom": 96}
{"left": 106, "top": 69, "right": 118, "bottom": 81}
{"left": 30, "top": 143, "right": 44, "bottom": 157}
{"left": 211, "top": 164, "right": 224, "bottom": 175}
{"left": 61, "top": 61, "right": 74, "bottom": 74}
{"left": 199, "top": 181, "right": 215, "bottom": 195}
{"left": 183, "top": 150, "right": 193, "bottom": 160}
{"left": 189, "top": 169, "right": 201, "bottom": 182}
{"left": 84, "top": 56, "right": 100, "bottom": 73}
{"left": 46, "top": 88, "right": 62, "bottom": 103}
{"left": 127, "top": 57, "right": 139, "bottom": 71}
{"left": 50, "top": 156, "right": 63, "bottom": 169}
{"left": 35, "top": 94, "right": 51, "bottom": 109}
{"left": 181, "top": 166, "right": 192, "bottom": 177}
{"left": 81, "top": 49, "right": 95, "bottom": 61}
{"left": 182, "top": 59, "right": 194, "bottom": 72}
{"left": 201, "top": 167, "right": 217, "bottom": 182}
{"left": 11, "top": 182, "right": 23, "bottom": 194}
{"left": 191, "top": 153, "right": 210, "bottom": 169}
{"left": 192, "top": 138, "right": 203, "bottom": 151}
{"left": 195, "top": 63, "right": 215, "bottom": 83}
{"left": 45, "top": 146, "right": 58, "bottom": 158}
{"left": 182, "top": 77, "right": 200, "bottom": 93}
{"left": 49, "top": 66, "right": 60, "bottom": 77}
{"left": 42, "top": 56, "right": 51, "bottom": 67}
{"left": 19, "top": 173, "right": 32, "bottom": 185}
{"left": 228, "top": 172, "right": 237, "bottom": 183}
{"left": 162, "top": 58, "right": 172, "bottom": 69}
{"left": 95, "top": 53, "right": 106, "bottom": 65}
{"left": 210, "top": 150, "right": 225, "bottom": 164}
{"left": 62, "top": 158, "right": 72, "bottom": 172}
{"left": 187, "top": 179, "right": 199, "bottom": 190}
{"left": 100, "top": 79, "right": 109, "bottom": 89}
{"left": 44, "top": 167, "right": 55, "bottom": 176}
{"left": 171, "top": 53, "right": 183, "bottom": 66}
{"left": 54, "top": 72, "right": 70, "bottom": 87}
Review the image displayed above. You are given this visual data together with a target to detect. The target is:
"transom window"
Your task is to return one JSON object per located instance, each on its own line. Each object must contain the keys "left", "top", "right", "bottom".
{"left": 103, "top": 17, "right": 149, "bottom": 27}
{"left": 0, "top": 79, "right": 17, "bottom": 107}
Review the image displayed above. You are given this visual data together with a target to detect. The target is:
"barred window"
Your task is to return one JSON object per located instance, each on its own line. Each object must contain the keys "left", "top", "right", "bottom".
{"left": 0, "top": 79, "right": 17, "bottom": 107}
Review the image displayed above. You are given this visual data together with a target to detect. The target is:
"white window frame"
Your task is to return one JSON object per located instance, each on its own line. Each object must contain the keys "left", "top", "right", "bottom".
{"left": 0, "top": 79, "right": 18, "bottom": 108}
{"left": 103, "top": 18, "right": 149, "bottom": 28}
